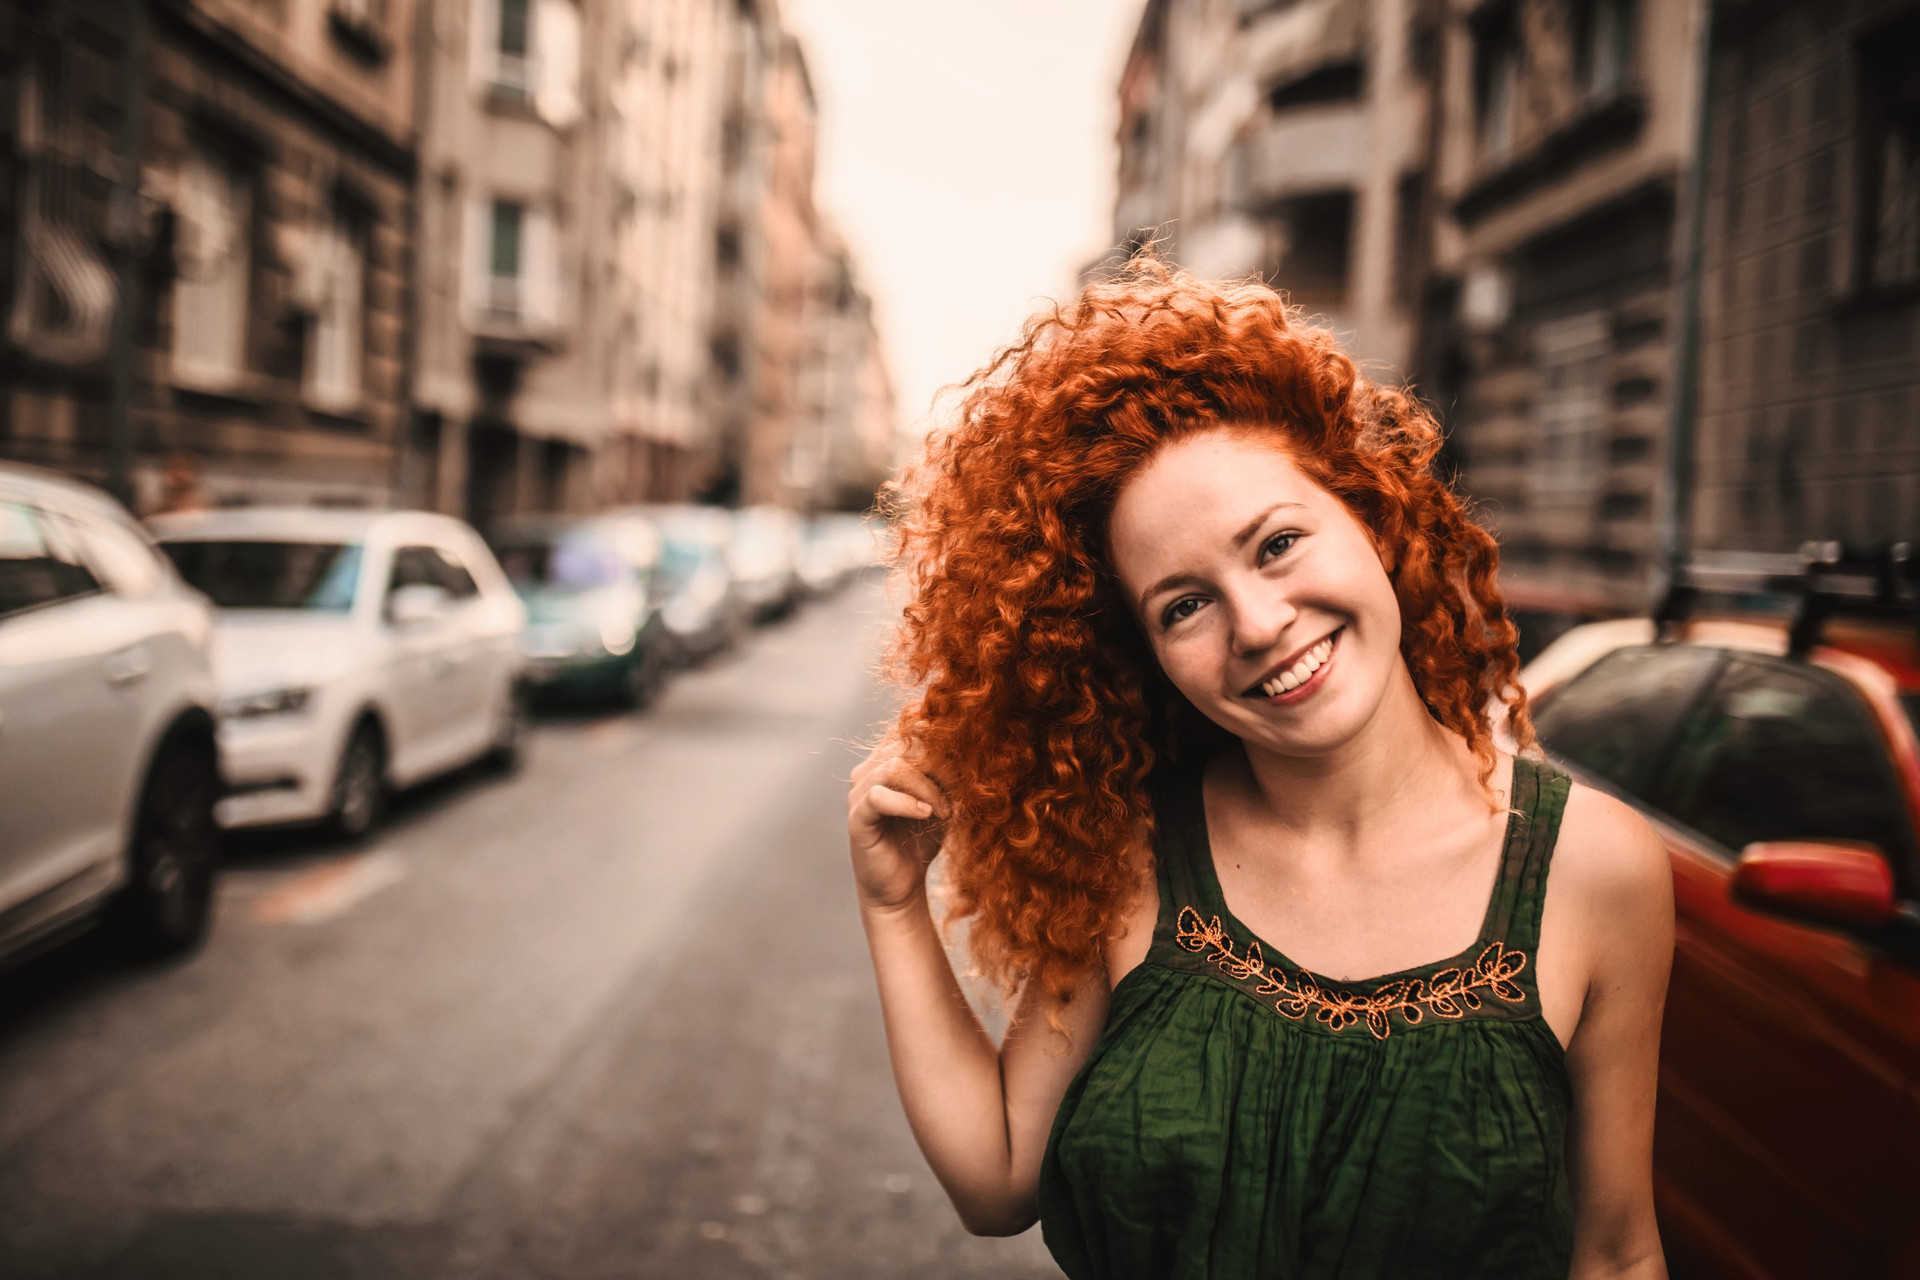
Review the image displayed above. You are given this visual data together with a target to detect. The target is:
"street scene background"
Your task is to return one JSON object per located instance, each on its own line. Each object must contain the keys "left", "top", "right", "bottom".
{"left": 4, "top": 0, "right": 1920, "bottom": 1276}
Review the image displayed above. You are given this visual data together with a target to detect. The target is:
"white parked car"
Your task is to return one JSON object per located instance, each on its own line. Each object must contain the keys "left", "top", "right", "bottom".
{"left": 151, "top": 508, "right": 526, "bottom": 838}
{"left": 0, "top": 464, "right": 221, "bottom": 962}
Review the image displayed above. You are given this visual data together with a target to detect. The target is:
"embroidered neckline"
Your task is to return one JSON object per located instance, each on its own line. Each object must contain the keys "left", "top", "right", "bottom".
{"left": 1173, "top": 906, "right": 1529, "bottom": 1039}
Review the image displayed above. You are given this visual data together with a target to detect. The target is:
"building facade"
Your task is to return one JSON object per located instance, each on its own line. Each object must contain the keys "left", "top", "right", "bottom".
{"left": 1419, "top": 0, "right": 1707, "bottom": 613}
{"left": 1689, "top": 0, "right": 1920, "bottom": 553}
{"left": 603, "top": 0, "right": 730, "bottom": 505}
{"left": 1112, "top": 0, "right": 1438, "bottom": 376}
{"left": 3, "top": 0, "right": 422, "bottom": 512}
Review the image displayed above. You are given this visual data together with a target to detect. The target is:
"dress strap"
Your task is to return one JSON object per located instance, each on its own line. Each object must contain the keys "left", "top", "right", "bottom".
{"left": 1482, "top": 754, "right": 1572, "bottom": 960}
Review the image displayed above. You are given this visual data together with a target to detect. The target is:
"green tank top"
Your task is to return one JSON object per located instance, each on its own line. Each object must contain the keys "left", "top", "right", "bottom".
{"left": 1038, "top": 753, "right": 1575, "bottom": 1280}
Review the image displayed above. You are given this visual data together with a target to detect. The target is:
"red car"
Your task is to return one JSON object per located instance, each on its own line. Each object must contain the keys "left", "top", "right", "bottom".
{"left": 1521, "top": 553, "right": 1920, "bottom": 1279}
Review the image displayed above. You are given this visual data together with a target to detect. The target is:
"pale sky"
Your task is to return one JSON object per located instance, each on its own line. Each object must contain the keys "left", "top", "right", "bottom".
{"left": 780, "top": 0, "right": 1147, "bottom": 438}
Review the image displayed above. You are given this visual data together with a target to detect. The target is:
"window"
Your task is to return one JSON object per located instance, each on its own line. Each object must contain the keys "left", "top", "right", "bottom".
{"left": 489, "top": 200, "right": 524, "bottom": 317}
{"left": 388, "top": 544, "right": 476, "bottom": 600}
{"left": 1531, "top": 312, "right": 1610, "bottom": 503}
{"left": 1654, "top": 656, "right": 1915, "bottom": 871}
{"left": 1857, "top": 11, "right": 1920, "bottom": 292}
{"left": 1474, "top": 11, "right": 1520, "bottom": 164}
{"left": 75, "top": 513, "right": 164, "bottom": 598}
{"left": 1392, "top": 171, "right": 1425, "bottom": 305}
{"left": 0, "top": 501, "right": 100, "bottom": 618}
{"left": 494, "top": 0, "right": 533, "bottom": 95}
{"left": 7, "top": 48, "right": 115, "bottom": 364}
{"left": 1262, "top": 191, "right": 1355, "bottom": 308}
{"left": 465, "top": 198, "right": 560, "bottom": 331}
{"left": 171, "top": 147, "right": 252, "bottom": 388}
{"left": 478, "top": 0, "right": 580, "bottom": 126}
{"left": 304, "top": 208, "right": 366, "bottom": 412}
{"left": 1532, "top": 644, "right": 1725, "bottom": 802}
{"left": 432, "top": 546, "right": 480, "bottom": 598}
{"left": 163, "top": 541, "right": 364, "bottom": 612}
{"left": 1573, "top": 0, "right": 1633, "bottom": 101}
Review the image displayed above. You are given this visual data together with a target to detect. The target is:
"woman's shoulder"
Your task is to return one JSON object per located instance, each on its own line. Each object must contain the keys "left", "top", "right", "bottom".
{"left": 1537, "top": 767, "right": 1675, "bottom": 992}
{"left": 1547, "top": 772, "right": 1672, "bottom": 914}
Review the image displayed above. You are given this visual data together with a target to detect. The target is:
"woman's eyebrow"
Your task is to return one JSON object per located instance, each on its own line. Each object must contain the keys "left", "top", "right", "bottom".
{"left": 1233, "top": 502, "right": 1306, "bottom": 548}
{"left": 1136, "top": 503, "right": 1310, "bottom": 613}
{"left": 1138, "top": 572, "right": 1198, "bottom": 614}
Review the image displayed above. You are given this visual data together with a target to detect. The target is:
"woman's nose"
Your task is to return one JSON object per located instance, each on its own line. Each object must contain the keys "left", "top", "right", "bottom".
{"left": 1227, "top": 585, "right": 1297, "bottom": 658}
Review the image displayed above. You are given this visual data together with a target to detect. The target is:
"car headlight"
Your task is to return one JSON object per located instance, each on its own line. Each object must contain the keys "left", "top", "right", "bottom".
{"left": 599, "top": 618, "right": 637, "bottom": 656}
{"left": 220, "top": 686, "right": 315, "bottom": 721}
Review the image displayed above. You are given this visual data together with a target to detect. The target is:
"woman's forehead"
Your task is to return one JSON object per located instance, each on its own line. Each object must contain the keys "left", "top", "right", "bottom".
{"left": 1114, "top": 432, "right": 1320, "bottom": 528}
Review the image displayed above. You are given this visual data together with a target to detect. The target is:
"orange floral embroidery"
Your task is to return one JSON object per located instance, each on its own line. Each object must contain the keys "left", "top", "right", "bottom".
{"left": 1173, "top": 905, "right": 1528, "bottom": 1040}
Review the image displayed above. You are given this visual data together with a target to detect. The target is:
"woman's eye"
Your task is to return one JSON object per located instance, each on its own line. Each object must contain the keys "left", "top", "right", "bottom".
{"left": 1160, "top": 596, "right": 1202, "bottom": 627}
{"left": 1260, "top": 532, "right": 1299, "bottom": 564}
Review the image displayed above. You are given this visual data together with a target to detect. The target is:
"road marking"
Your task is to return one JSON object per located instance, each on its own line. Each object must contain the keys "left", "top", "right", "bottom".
{"left": 583, "top": 717, "right": 648, "bottom": 752}
{"left": 254, "top": 849, "right": 407, "bottom": 925}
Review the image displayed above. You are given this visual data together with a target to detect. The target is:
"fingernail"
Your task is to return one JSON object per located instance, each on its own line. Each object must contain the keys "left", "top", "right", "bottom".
{"left": 916, "top": 800, "right": 932, "bottom": 815}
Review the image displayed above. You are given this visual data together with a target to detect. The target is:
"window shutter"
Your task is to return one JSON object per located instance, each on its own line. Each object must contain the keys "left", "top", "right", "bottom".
{"left": 461, "top": 196, "right": 491, "bottom": 324}
{"left": 522, "top": 206, "right": 562, "bottom": 332}
{"left": 534, "top": 0, "right": 581, "bottom": 127}
{"left": 471, "top": 0, "right": 502, "bottom": 89}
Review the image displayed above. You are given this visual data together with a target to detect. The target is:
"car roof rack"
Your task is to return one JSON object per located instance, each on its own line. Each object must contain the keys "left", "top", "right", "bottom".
{"left": 1654, "top": 541, "right": 1919, "bottom": 657}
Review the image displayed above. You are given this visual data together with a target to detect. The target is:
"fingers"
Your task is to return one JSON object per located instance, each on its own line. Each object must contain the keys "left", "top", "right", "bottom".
{"left": 864, "top": 783, "right": 935, "bottom": 822}
{"left": 863, "top": 755, "right": 948, "bottom": 819}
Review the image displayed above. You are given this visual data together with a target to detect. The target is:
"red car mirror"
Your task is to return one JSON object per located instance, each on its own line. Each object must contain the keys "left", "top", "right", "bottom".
{"left": 1731, "top": 841, "right": 1898, "bottom": 931}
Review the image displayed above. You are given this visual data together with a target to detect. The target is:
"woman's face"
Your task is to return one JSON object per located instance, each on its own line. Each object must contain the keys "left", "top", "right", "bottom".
{"left": 1107, "top": 427, "right": 1405, "bottom": 759}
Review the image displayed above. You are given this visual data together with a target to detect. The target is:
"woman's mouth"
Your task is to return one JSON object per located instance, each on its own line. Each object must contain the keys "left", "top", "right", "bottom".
{"left": 1246, "top": 628, "right": 1341, "bottom": 703}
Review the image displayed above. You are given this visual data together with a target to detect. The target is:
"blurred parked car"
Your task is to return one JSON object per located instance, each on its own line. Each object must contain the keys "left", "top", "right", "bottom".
{"left": 797, "top": 512, "right": 880, "bottom": 597}
{"left": 490, "top": 513, "right": 668, "bottom": 707}
{"left": 628, "top": 503, "right": 742, "bottom": 664}
{"left": 1503, "top": 581, "right": 1619, "bottom": 666}
{"left": 153, "top": 508, "right": 525, "bottom": 839}
{"left": 1520, "top": 546, "right": 1920, "bottom": 1280}
{"left": 727, "top": 504, "right": 801, "bottom": 622}
{"left": 0, "top": 464, "right": 221, "bottom": 962}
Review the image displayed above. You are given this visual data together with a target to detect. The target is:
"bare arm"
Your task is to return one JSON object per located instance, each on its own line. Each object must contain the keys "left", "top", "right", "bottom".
{"left": 848, "top": 743, "right": 1111, "bottom": 1235}
{"left": 1558, "top": 786, "right": 1675, "bottom": 1280}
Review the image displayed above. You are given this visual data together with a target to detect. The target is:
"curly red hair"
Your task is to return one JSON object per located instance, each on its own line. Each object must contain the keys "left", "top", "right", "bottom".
{"left": 885, "top": 263, "right": 1534, "bottom": 1007}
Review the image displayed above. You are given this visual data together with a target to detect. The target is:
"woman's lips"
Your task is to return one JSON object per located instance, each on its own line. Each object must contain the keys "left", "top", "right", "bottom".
{"left": 1248, "top": 627, "right": 1341, "bottom": 704}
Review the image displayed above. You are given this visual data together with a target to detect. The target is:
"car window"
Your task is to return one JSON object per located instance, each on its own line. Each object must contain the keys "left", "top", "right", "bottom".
{"left": 1532, "top": 643, "right": 1726, "bottom": 803}
{"left": 0, "top": 499, "right": 102, "bottom": 619}
{"left": 165, "top": 540, "right": 363, "bottom": 611}
{"left": 388, "top": 545, "right": 445, "bottom": 595}
{"left": 1653, "top": 656, "right": 1916, "bottom": 872}
{"left": 494, "top": 531, "right": 628, "bottom": 592}
{"left": 432, "top": 545, "right": 479, "bottom": 598}
{"left": 75, "top": 510, "right": 165, "bottom": 598}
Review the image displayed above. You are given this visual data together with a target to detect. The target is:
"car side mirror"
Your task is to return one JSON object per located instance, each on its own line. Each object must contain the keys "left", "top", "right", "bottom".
{"left": 387, "top": 583, "right": 450, "bottom": 628}
{"left": 1732, "top": 841, "right": 1897, "bottom": 931}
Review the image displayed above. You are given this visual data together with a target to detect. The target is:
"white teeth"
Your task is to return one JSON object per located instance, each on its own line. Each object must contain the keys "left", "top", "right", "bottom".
{"left": 1259, "top": 631, "right": 1337, "bottom": 698}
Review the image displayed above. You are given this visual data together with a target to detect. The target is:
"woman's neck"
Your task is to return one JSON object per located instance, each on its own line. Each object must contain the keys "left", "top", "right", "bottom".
{"left": 1228, "top": 664, "right": 1485, "bottom": 848}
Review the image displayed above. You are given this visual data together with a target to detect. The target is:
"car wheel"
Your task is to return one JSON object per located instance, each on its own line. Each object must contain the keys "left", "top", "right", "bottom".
{"left": 112, "top": 739, "right": 220, "bottom": 957}
{"left": 485, "top": 680, "right": 529, "bottom": 771}
{"left": 618, "top": 647, "right": 665, "bottom": 710}
{"left": 330, "top": 722, "right": 387, "bottom": 840}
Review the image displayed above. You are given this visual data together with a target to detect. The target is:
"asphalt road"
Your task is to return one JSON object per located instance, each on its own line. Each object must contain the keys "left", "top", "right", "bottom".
{"left": 0, "top": 580, "right": 1063, "bottom": 1280}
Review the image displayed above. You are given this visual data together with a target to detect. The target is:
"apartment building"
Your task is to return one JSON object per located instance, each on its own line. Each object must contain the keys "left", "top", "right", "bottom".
{"left": 1420, "top": 0, "right": 1705, "bottom": 612}
{"left": 2, "top": 0, "right": 421, "bottom": 510}
{"left": 603, "top": 0, "right": 730, "bottom": 504}
{"left": 406, "top": 0, "right": 607, "bottom": 527}
{"left": 1688, "top": 0, "right": 1920, "bottom": 552}
{"left": 1113, "top": 0, "right": 1439, "bottom": 376}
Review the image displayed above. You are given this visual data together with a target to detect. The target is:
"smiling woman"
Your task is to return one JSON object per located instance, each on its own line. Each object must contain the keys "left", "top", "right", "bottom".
{"left": 847, "top": 261, "right": 1674, "bottom": 1280}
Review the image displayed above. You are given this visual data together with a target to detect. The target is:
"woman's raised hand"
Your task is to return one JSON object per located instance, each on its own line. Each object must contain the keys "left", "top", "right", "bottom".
{"left": 848, "top": 734, "right": 950, "bottom": 914}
